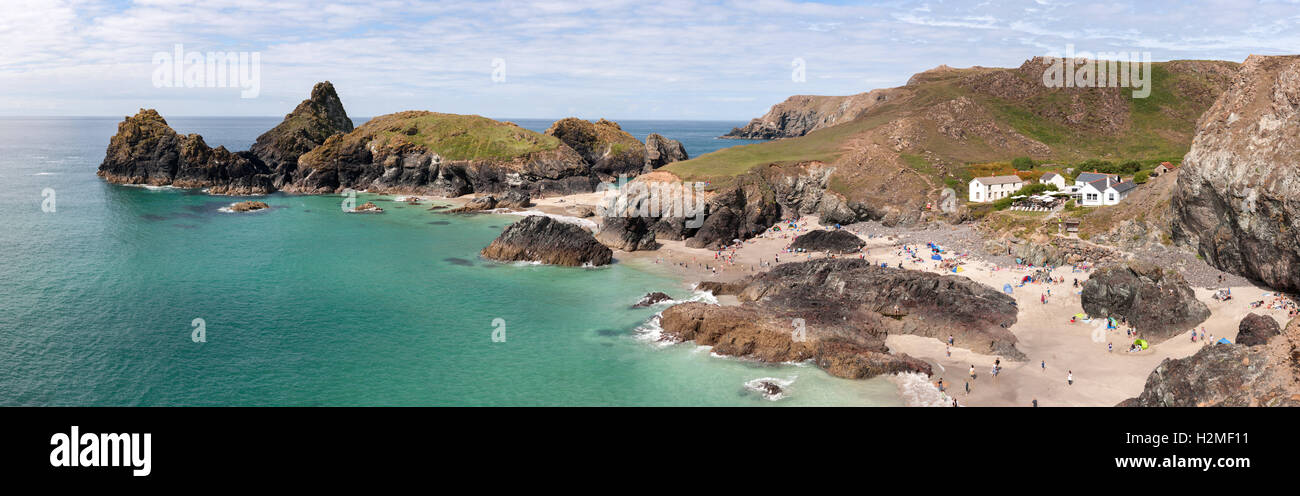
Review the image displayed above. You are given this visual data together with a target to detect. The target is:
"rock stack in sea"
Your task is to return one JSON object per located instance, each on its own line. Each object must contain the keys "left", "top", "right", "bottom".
{"left": 481, "top": 215, "right": 612, "bottom": 267}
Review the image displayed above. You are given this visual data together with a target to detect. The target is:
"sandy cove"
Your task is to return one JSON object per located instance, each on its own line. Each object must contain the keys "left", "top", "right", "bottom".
{"left": 417, "top": 191, "right": 1298, "bottom": 406}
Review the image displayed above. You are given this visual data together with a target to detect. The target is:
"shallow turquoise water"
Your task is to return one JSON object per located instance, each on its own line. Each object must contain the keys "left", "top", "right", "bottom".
{"left": 0, "top": 117, "right": 902, "bottom": 406}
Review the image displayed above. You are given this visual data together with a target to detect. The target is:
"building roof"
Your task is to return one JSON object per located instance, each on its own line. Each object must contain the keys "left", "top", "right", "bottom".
{"left": 973, "top": 175, "right": 1024, "bottom": 185}
{"left": 1076, "top": 172, "right": 1116, "bottom": 184}
{"left": 1110, "top": 181, "right": 1137, "bottom": 194}
{"left": 1041, "top": 172, "right": 1061, "bottom": 181}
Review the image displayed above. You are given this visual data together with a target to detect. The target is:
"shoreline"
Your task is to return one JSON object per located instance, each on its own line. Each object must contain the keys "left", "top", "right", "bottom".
{"left": 506, "top": 190, "right": 1296, "bottom": 407}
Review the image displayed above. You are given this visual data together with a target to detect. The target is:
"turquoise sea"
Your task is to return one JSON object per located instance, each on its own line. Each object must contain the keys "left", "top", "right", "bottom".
{"left": 0, "top": 116, "right": 905, "bottom": 406}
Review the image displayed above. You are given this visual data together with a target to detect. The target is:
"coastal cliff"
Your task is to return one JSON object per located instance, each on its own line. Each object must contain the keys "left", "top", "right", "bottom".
{"left": 657, "top": 259, "right": 1022, "bottom": 380}
{"left": 250, "top": 81, "right": 355, "bottom": 188}
{"left": 1173, "top": 55, "right": 1300, "bottom": 292}
{"left": 97, "top": 109, "right": 277, "bottom": 195}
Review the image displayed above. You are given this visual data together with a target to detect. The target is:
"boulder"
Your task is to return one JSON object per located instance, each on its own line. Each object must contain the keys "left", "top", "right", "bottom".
{"left": 595, "top": 216, "right": 659, "bottom": 251}
{"left": 1081, "top": 262, "right": 1210, "bottom": 343}
{"left": 789, "top": 229, "right": 865, "bottom": 254}
{"left": 496, "top": 189, "right": 532, "bottom": 209}
{"left": 448, "top": 195, "right": 498, "bottom": 213}
{"left": 481, "top": 216, "right": 612, "bottom": 267}
{"left": 632, "top": 292, "right": 674, "bottom": 308}
{"left": 350, "top": 201, "right": 384, "bottom": 213}
{"left": 1173, "top": 55, "right": 1300, "bottom": 292}
{"left": 229, "top": 201, "right": 269, "bottom": 212}
{"left": 1237, "top": 313, "right": 1281, "bottom": 346}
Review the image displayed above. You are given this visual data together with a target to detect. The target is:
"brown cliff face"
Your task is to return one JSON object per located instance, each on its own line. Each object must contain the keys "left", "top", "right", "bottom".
{"left": 1173, "top": 55, "right": 1300, "bottom": 292}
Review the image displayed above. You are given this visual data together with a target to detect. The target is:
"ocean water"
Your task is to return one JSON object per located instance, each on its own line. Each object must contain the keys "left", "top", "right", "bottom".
{"left": 0, "top": 116, "right": 903, "bottom": 406}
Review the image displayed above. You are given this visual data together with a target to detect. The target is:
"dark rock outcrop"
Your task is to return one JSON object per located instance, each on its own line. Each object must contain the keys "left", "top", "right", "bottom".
{"left": 1120, "top": 318, "right": 1300, "bottom": 407}
{"left": 685, "top": 173, "right": 782, "bottom": 250}
{"left": 658, "top": 259, "right": 1022, "bottom": 381}
{"left": 644, "top": 133, "right": 688, "bottom": 170}
{"left": 447, "top": 195, "right": 497, "bottom": 213}
{"left": 496, "top": 189, "right": 532, "bottom": 209}
{"left": 1173, "top": 55, "right": 1300, "bottom": 292}
{"left": 99, "top": 82, "right": 355, "bottom": 195}
{"left": 1238, "top": 313, "right": 1281, "bottom": 347}
{"left": 544, "top": 118, "right": 646, "bottom": 180}
{"left": 97, "top": 109, "right": 276, "bottom": 195}
{"left": 250, "top": 81, "right": 354, "bottom": 187}
{"left": 790, "top": 229, "right": 865, "bottom": 254}
{"left": 1081, "top": 262, "right": 1210, "bottom": 343}
{"left": 632, "top": 292, "right": 674, "bottom": 308}
{"left": 481, "top": 215, "right": 612, "bottom": 267}
{"left": 595, "top": 216, "right": 659, "bottom": 251}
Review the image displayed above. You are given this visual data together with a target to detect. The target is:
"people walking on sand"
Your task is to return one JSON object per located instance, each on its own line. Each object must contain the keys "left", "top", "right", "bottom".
{"left": 965, "top": 381, "right": 970, "bottom": 395}
{"left": 1108, "top": 342, "right": 1113, "bottom": 353}
{"left": 1032, "top": 398, "right": 1038, "bottom": 407}
{"left": 1040, "top": 360, "right": 1045, "bottom": 372}
{"left": 946, "top": 345, "right": 951, "bottom": 358}
{"left": 969, "top": 365, "right": 976, "bottom": 380}
{"left": 1067, "top": 371, "right": 1073, "bottom": 386}
{"left": 948, "top": 334, "right": 954, "bottom": 346}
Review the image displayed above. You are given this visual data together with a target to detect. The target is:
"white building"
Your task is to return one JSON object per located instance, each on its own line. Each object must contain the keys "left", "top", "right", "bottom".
{"left": 1078, "top": 177, "right": 1136, "bottom": 206}
{"left": 1039, "top": 172, "right": 1067, "bottom": 190}
{"left": 969, "top": 175, "right": 1025, "bottom": 203}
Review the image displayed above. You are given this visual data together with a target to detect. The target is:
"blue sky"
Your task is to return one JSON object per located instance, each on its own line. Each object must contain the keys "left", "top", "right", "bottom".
{"left": 2, "top": 0, "right": 1299, "bottom": 120}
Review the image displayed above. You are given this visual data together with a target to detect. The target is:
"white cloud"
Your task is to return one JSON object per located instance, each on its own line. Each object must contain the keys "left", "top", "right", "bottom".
{"left": 0, "top": 0, "right": 1297, "bottom": 119}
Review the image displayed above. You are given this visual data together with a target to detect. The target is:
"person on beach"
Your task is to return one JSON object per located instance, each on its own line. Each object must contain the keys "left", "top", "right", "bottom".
{"left": 948, "top": 335, "right": 954, "bottom": 346}
{"left": 1032, "top": 398, "right": 1038, "bottom": 407}
{"left": 946, "top": 345, "right": 951, "bottom": 358}
{"left": 965, "top": 381, "right": 970, "bottom": 395}
{"left": 1108, "top": 342, "right": 1113, "bottom": 353}
{"left": 969, "top": 365, "right": 976, "bottom": 381}
{"left": 1067, "top": 371, "right": 1073, "bottom": 386}
{"left": 1040, "top": 360, "right": 1045, "bottom": 372}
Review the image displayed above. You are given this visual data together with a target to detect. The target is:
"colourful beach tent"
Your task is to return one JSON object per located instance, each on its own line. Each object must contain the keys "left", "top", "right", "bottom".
{"left": 1003, "top": 284, "right": 1014, "bottom": 295}
{"left": 1217, "top": 338, "right": 1232, "bottom": 345}
{"left": 1133, "top": 339, "right": 1149, "bottom": 350}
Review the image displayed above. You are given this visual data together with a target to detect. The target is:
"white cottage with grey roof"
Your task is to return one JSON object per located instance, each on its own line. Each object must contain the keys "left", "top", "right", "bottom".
{"left": 969, "top": 175, "right": 1025, "bottom": 203}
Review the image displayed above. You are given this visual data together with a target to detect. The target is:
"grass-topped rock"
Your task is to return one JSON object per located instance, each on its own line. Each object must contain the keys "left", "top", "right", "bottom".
{"left": 292, "top": 111, "right": 593, "bottom": 196}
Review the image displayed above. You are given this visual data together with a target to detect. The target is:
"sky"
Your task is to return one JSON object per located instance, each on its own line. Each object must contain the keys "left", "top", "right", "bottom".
{"left": 2, "top": 0, "right": 1299, "bottom": 120}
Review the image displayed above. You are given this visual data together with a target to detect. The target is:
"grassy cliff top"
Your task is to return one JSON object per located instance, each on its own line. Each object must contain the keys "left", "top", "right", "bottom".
{"left": 320, "top": 111, "right": 562, "bottom": 162}
{"left": 665, "top": 59, "right": 1239, "bottom": 191}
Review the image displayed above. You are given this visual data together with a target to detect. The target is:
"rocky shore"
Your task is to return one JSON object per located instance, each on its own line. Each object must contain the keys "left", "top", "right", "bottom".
{"left": 656, "top": 258, "right": 1022, "bottom": 380}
